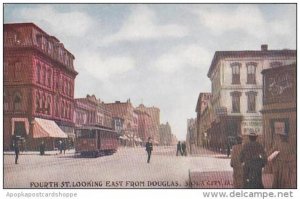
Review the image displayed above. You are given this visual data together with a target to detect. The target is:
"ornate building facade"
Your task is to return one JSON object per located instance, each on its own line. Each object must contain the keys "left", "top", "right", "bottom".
{"left": 205, "top": 45, "right": 296, "bottom": 151}
{"left": 74, "top": 95, "right": 113, "bottom": 129}
{"left": 4, "top": 23, "right": 78, "bottom": 150}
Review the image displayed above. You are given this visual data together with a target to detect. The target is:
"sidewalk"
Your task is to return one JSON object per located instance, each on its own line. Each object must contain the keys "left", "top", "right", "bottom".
{"left": 4, "top": 149, "right": 76, "bottom": 156}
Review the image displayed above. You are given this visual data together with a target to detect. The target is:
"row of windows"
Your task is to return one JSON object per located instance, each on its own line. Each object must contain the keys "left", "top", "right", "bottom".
{"left": 54, "top": 76, "right": 73, "bottom": 97}
{"left": 36, "top": 62, "right": 73, "bottom": 97}
{"left": 36, "top": 34, "right": 74, "bottom": 69}
{"left": 230, "top": 91, "right": 257, "bottom": 113}
{"left": 4, "top": 91, "right": 22, "bottom": 112}
{"left": 36, "top": 63, "right": 52, "bottom": 88}
{"left": 4, "top": 62, "right": 23, "bottom": 81}
{"left": 230, "top": 61, "right": 284, "bottom": 85}
{"left": 231, "top": 62, "right": 257, "bottom": 84}
{"left": 36, "top": 92, "right": 51, "bottom": 115}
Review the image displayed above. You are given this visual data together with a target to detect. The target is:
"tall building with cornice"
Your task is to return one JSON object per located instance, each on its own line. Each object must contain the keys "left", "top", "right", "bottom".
{"left": 4, "top": 23, "right": 78, "bottom": 150}
{"left": 206, "top": 44, "right": 296, "bottom": 150}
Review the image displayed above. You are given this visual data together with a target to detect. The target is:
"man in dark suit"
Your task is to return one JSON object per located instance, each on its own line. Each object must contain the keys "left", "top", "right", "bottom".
{"left": 145, "top": 137, "right": 153, "bottom": 163}
{"left": 239, "top": 132, "right": 267, "bottom": 188}
{"left": 14, "top": 140, "right": 20, "bottom": 164}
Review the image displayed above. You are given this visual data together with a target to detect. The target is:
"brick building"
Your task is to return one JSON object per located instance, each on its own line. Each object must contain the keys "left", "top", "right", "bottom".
{"left": 74, "top": 94, "right": 113, "bottom": 129}
{"left": 134, "top": 104, "right": 151, "bottom": 144}
{"left": 159, "top": 122, "right": 173, "bottom": 146}
{"left": 104, "top": 99, "right": 139, "bottom": 146}
{"left": 205, "top": 44, "right": 295, "bottom": 151}
{"left": 4, "top": 23, "right": 78, "bottom": 150}
{"left": 145, "top": 106, "right": 160, "bottom": 145}
{"left": 195, "top": 93, "right": 212, "bottom": 147}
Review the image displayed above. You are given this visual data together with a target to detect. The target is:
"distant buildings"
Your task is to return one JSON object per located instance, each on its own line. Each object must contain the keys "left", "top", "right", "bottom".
{"left": 186, "top": 118, "right": 197, "bottom": 154}
{"left": 195, "top": 93, "right": 212, "bottom": 147}
{"left": 104, "top": 100, "right": 138, "bottom": 146}
{"left": 159, "top": 122, "right": 173, "bottom": 146}
{"left": 196, "top": 44, "right": 296, "bottom": 151}
{"left": 4, "top": 23, "right": 78, "bottom": 150}
{"left": 74, "top": 94, "right": 113, "bottom": 129}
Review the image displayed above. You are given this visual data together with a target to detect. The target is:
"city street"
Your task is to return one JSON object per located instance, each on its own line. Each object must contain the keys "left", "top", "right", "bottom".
{"left": 4, "top": 146, "right": 233, "bottom": 188}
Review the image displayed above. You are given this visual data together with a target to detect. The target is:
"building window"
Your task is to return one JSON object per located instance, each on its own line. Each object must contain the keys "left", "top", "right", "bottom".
{"left": 246, "top": 62, "right": 257, "bottom": 84}
{"left": 4, "top": 62, "right": 9, "bottom": 81}
{"left": 43, "top": 66, "right": 46, "bottom": 86}
{"left": 55, "top": 95, "right": 59, "bottom": 117}
{"left": 36, "top": 64, "right": 41, "bottom": 83}
{"left": 231, "top": 62, "right": 241, "bottom": 84}
{"left": 13, "top": 92, "right": 22, "bottom": 111}
{"left": 246, "top": 91, "right": 257, "bottom": 112}
{"left": 230, "top": 91, "right": 241, "bottom": 113}
{"left": 47, "top": 69, "right": 51, "bottom": 88}
{"left": 42, "top": 94, "right": 46, "bottom": 114}
{"left": 61, "top": 101, "right": 65, "bottom": 118}
{"left": 47, "top": 96, "right": 51, "bottom": 115}
{"left": 13, "top": 61, "right": 22, "bottom": 80}
{"left": 36, "top": 92, "right": 40, "bottom": 113}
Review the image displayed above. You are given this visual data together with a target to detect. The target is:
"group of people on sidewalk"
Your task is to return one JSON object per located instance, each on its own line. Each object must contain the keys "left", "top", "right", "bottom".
{"left": 230, "top": 132, "right": 296, "bottom": 189}
{"left": 176, "top": 141, "right": 187, "bottom": 156}
{"left": 12, "top": 139, "right": 69, "bottom": 164}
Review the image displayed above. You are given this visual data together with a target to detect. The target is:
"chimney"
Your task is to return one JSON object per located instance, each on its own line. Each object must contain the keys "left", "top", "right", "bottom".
{"left": 261, "top": 44, "right": 268, "bottom": 51}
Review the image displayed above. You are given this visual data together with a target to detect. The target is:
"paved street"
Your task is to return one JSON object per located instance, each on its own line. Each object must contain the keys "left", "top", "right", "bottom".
{"left": 4, "top": 146, "right": 233, "bottom": 188}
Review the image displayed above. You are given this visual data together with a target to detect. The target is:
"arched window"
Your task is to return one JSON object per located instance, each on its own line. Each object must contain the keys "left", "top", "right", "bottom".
{"left": 246, "top": 62, "right": 257, "bottom": 84}
{"left": 230, "top": 62, "right": 241, "bottom": 84}
{"left": 230, "top": 91, "right": 242, "bottom": 113}
{"left": 15, "top": 62, "right": 22, "bottom": 80}
{"left": 13, "top": 92, "right": 22, "bottom": 111}
{"left": 55, "top": 95, "right": 59, "bottom": 117}
{"left": 43, "top": 66, "right": 46, "bottom": 85}
{"left": 47, "top": 69, "right": 51, "bottom": 88}
{"left": 47, "top": 96, "right": 51, "bottom": 115}
{"left": 61, "top": 101, "right": 65, "bottom": 118}
{"left": 42, "top": 94, "right": 46, "bottom": 114}
{"left": 36, "top": 63, "right": 41, "bottom": 83}
{"left": 36, "top": 92, "right": 40, "bottom": 113}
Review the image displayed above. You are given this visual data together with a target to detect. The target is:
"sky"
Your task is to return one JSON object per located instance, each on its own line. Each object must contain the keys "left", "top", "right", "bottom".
{"left": 4, "top": 4, "right": 296, "bottom": 140}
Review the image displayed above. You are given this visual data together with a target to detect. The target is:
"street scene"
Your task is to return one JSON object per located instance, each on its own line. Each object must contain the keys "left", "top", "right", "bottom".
{"left": 4, "top": 146, "right": 235, "bottom": 188}
{"left": 3, "top": 3, "right": 297, "bottom": 191}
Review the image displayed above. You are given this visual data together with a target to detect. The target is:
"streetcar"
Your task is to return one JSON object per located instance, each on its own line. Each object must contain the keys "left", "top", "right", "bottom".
{"left": 75, "top": 126, "right": 118, "bottom": 157}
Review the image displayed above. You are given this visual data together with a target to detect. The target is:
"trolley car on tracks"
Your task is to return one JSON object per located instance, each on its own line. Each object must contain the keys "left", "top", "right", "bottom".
{"left": 75, "top": 126, "right": 118, "bottom": 157}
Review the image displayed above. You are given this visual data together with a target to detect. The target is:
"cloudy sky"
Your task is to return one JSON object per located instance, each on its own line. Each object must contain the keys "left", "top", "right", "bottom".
{"left": 4, "top": 4, "right": 296, "bottom": 140}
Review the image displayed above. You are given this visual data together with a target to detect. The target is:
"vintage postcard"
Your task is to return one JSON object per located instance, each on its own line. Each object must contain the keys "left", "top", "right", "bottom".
{"left": 2, "top": 2, "right": 297, "bottom": 198}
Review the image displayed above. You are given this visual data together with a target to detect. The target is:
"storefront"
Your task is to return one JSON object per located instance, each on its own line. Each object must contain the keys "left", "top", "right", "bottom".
{"left": 261, "top": 63, "right": 296, "bottom": 187}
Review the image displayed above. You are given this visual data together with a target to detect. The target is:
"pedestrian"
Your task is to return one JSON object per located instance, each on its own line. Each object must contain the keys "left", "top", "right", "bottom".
{"left": 14, "top": 140, "right": 20, "bottom": 164}
{"left": 230, "top": 136, "right": 244, "bottom": 188}
{"left": 176, "top": 141, "right": 182, "bottom": 156}
{"left": 227, "top": 143, "right": 231, "bottom": 157}
{"left": 268, "top": 134, "right": 296, "bottom": 188}
{"left": 145, "top": 137, "right": 153, "bottom": 163}
{"left": 62, "top": 140, "right": 66, "bottom": 154}
{"left": 239, "top": 132, "right": 267, "bottom": 188}
{"left": 39, "top": 141, "right": 45, "bottom": 155}
{"left": 58, "top": 140, "right": 63, "bottom": 154}
{"left": 182, "top": 142, "right": 187, "bottom": 156}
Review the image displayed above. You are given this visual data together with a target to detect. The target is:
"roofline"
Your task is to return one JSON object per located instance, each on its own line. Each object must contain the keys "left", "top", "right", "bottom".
{"left": 4, "top": 22, "right": 75, "bottom": 58}
{"left": 207, "top": 49, "right": 296, "bottom": 78}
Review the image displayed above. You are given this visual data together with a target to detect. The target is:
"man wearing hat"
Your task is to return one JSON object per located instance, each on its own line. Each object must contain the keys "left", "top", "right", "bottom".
{"left": 239, "top": 132, "right": 267, "bottom": 188}
{"left": 230, "top": 136, "right": 244, "bottom": 188}
{"left": 145, "top": 137, "right": 153, "bottom": 163}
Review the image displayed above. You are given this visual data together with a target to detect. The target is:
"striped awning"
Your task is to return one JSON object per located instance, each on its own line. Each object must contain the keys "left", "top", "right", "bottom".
{"left": 33, "top": 118, "right": 68, "bottom": 138}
